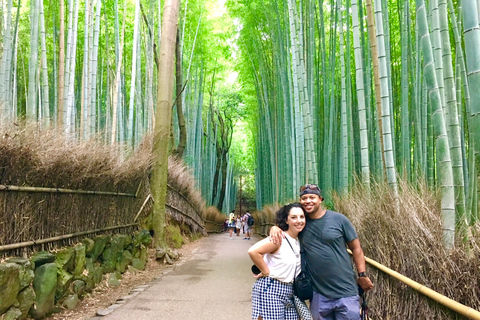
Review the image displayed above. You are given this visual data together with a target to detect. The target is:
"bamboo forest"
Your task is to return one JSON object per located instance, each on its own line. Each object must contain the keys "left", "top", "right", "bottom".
{"left": 1, "top": 0, "right": 480, "bottom": 254}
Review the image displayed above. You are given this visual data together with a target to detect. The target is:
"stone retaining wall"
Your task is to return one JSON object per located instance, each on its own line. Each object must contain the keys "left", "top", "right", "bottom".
{"left": 0, "top": 230, "right": 152, "bottom": 320}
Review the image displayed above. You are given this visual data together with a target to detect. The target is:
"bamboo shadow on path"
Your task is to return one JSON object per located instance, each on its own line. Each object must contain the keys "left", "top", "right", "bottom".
{"left": 96, "top": 232, "right": 260, "bottom": 320}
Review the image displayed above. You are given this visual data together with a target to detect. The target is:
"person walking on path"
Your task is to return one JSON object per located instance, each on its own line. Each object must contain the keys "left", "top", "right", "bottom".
{"left": 228, "top": 210, "right": 236, "bottom": 239}
{"left": 270, "top": 184, "right": 374, "bottom": 320}
{"left": 244, "top": 210, "right": 254, "bottom": 240}
{"left": 248, "top": 203, "right": 306, "bottom": 320}
{"left": 236, "top": 215, "right": 243, "bottom": 236}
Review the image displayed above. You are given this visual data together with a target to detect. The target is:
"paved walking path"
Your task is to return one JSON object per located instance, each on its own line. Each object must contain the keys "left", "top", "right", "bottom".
{"left": 95, "top": 232, "right": 261, "bottom": 320}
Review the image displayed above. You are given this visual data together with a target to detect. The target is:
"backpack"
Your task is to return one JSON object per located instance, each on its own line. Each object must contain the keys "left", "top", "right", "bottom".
{"left": 247, "top": 215, "right": 254, "bottom": 226}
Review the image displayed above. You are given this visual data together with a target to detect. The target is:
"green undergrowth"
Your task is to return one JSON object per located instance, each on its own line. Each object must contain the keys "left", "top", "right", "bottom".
{"left": 166, "top": 224, "right": 184, "bottom": 249}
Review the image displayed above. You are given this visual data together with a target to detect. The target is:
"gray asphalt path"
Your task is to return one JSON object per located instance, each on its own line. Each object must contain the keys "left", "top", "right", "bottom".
{"left": 98, "top": 232, "right": 261, "bottom": 320}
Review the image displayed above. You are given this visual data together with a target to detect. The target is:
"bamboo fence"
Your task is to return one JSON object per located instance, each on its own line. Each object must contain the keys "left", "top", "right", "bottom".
{"left": 0, "top": 181, "right": 205, "bottom": 257}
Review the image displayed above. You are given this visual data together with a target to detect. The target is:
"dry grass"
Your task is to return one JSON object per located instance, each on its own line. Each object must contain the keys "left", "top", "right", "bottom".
{"left": 167, "top": 155, "right": 206, "bottom": 217}
{"left": 204, "top": 206, "right": 224, "bottom": 224}
{"left": 251, "top": 204, "right": 280, "bottom": 236}
{"left": 334, "top": 179, "right": 480, "bottom": 320}
{"left": 0, "top": 125, "right": 152, "bottom": 191}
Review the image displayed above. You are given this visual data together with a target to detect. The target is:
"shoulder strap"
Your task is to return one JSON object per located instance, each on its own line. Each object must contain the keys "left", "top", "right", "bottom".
{"left": 285, "top": 237, "right": 298, "bottom": 275}
{"left": 288, "top": 237, "right": 307, "bottom": 272}
{"left": 300, "top": 249, "right": 306, "bottom": 272}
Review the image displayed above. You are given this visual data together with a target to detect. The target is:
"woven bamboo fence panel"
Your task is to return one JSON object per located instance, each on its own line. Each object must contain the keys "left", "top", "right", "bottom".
{"left": 0, "top": 181, "right": 205, "bottom": 257}
{"left": 166, "top": 185, "right": 205, "bottom": 233}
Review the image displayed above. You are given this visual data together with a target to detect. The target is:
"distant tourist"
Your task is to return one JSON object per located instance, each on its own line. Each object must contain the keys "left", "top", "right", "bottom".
{"left": 241, "top": 212, "right": 247, "bottom": 234}
{"left": 244, "top": 210, "right": 254, "bottom": 240}
{"left": 223, "top": 219, "right": 228, "bottom": 233}
{"left": 236, "top": 215, "right": 242, "bottom": 236}
{"left": 228, "top": 210, "right": 236, "bottom": 239}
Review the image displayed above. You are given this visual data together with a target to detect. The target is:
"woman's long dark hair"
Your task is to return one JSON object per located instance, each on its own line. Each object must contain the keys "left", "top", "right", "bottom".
{"left": 275, "top": 203, "right": 302, "bottom": 231}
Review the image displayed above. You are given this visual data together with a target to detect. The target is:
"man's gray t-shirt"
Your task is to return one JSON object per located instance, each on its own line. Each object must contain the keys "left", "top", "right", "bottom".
{"left": 299, "top": 210, "right": 358, "bottom": 299}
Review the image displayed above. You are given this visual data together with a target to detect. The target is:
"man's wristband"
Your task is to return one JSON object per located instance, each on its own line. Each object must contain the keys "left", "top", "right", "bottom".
{"left": 358, "top": 272, "right": 367, "bottom": 278}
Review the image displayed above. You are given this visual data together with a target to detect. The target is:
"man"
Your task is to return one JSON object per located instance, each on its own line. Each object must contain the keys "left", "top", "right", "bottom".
{"left": 244, "top": 210, "right": 253, "bottom": 240}
{"left": 270, "top": 184, "right": 373, "bottom": 320}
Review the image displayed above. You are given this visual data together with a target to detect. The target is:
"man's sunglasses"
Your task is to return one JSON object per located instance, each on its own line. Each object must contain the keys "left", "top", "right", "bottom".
{"left": 300, "top": 184, "right": 320, "bottom": 192}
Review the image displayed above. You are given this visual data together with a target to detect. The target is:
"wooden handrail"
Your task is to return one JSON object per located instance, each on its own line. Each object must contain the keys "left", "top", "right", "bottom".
{"left": 0, "top": 223, "right": 138, "bottom": 252}
{"left": 348, "top": 249, "right": 480, "bottom": 320}
{"left": 0, "top": 184, "right": 136, "bottom": 197}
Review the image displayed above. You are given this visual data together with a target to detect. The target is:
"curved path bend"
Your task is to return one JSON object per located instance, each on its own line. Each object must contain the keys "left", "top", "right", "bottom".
{"left": 95, "top": 232, "right": 260, "bottom": 320}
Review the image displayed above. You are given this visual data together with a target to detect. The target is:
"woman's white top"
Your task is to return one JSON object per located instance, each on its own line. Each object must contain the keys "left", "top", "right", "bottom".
{"left": 263, "top": 233, "right": 301, "bottom": 283}
{"left": 236, "top": 218, "right": 242, "bottom": 228}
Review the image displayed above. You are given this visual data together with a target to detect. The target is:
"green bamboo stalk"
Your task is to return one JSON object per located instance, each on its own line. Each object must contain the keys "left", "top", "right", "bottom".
{"left": 111, "top": 3, "right": 127, "bottom": 145}
{"left": 0, "top": 0, "right": 13, "bottom": 121}
{"left": 128, "top": 0, "right": 141, "bottom": 146}
{"left": 400, "top": 0, "right": 410, "bottom": 179}
{"left": 462, "top": 0, "right": 480, "bottom": 223}
{"left": 430, "top": 0, "right": 447, "bottom": 116}
{"left": 338, "top": 0, "right": 348, "bottom": 194}
{"left": 287, "top": 0, "right": 317, "bottom": 183}
{"left": 438, "top": 0, "right": 467, "bottom": 235}
{"left": 352, "top": 0, "right": 371, "bottom": 186}
{"left": 65, "top": 0, "right": 79, "bottom": 135}
{"left": 89, "top": 0, "right": 101, "bottom": 137}
{"left": 81, "top": 0, "right": 91, "bottom": 140}
{"left": 57, "top": 0, "right": 65, "bottom": 129}
{"left": 417, "top": 0, "right": 456, "bottom": 247}
{"left": 374, "top": 0, "right": 398, "bottom": 196}
{"left": 27, "top": 0, "right": 40, "bottom": 121}
{"left": 39, "top": 0, "right": 49, "bottom": 125}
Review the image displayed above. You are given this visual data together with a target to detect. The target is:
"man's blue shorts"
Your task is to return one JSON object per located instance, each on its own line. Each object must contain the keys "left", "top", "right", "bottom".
{"left": 310, "top": 291, "right": 360, "bottom": 320}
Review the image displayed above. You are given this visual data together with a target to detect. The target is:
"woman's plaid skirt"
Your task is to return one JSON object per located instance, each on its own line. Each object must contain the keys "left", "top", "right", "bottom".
{"left": 251, "top": 277, "right": 299, "bottom": 320}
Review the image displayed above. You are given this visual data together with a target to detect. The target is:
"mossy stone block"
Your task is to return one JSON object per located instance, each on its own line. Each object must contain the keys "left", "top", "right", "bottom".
{"left": 82, "top": 258, "right": 94, "bottom": 291}
{"left": 54, "top": 247, "right": 75, "bottom": 272}
{"left": 84, "top": 258, "right": 103, "bottom": 290}
{"left": 139, "top": 246, "right": 148, "bottom": 264}
{"left": 82, "top": 238, "right": 95, "bottom": 255}
{"left": 30, "top": 262, "right": 57, "bottom": 319}
{"left": 99, "top": 245, "right": 116, "bottom": 274}
{"left": 101, "top": 234, "right": 127, "bottom": 274}
{"left": 116, "top": 250, "right": 133, "bottom": 273}
{"left": 123, "top": 235, "right": 133, "bottom": 249}
{"left": 72, "top": 280, "right": 86, "bottom": 297}
{"left": 6, "top": 258, "right": 34, "bottom": 291}
{"left": 61, "top": 294, "right": 79, "bottom": 310}
{"left": 112, "top": 234, "right": 127, "bottom": 249}
{"left": 5, "top": 258, "right": 33, "bottom": 269}
{"left": 133, "top": 230, "right": 152, "bottom": 247}
{"left": 131, "top": 258, "right": 145, "bottom": 271}
{"left": 17, "top": 286, "right": 35, "bottom": 319}
{"left": 55, "top": 268, "right": 73, "bottom": 301}
{"left": 0, "top": 263, "right": 21, "bottom": 314}
{"left": 73, "top": 244, "right": 86, "bottom": 278}
{"left": 30, "top": 252, "right": 55, "bottom": 269}
{"left": 107, "top": 273, "right": 120, "bottom": 287}
{"left": 88, "top": 235, "right": 109, "bottom": 260}
{"left": 2, "top": 307, "right": 22, "bottom": 320}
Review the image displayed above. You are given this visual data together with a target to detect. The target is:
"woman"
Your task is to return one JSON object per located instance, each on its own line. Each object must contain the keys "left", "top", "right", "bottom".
{"left": 228, "top": 211, "right": 236, "bottom": 239}
{"left": 248, "top": 203, "right": 305, "bottom": 320}
{"left": 236, "top": 215, "right": 242, "bottom": 236}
